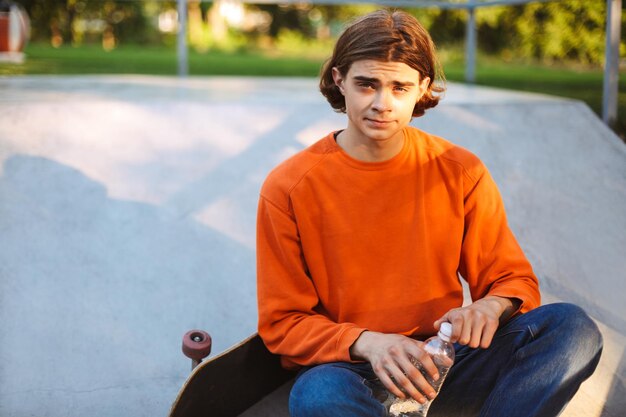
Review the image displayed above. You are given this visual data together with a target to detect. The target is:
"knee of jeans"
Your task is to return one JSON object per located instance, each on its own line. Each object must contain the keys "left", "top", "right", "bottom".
{"left": 289, "top": 365, "right": 362, "bottom": 417}
{"left": 543, "top": 303, "right": 603, "bottom": 358}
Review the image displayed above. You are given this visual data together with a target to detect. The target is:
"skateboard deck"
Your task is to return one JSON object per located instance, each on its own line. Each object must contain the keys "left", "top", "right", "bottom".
{"left": 170, "top": 333, "right": 295, "bottom": 417}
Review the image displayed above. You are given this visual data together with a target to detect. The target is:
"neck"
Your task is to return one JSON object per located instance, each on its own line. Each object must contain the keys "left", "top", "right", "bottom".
{"left": 336, "top": 129, "right": 405, "bottom": 162}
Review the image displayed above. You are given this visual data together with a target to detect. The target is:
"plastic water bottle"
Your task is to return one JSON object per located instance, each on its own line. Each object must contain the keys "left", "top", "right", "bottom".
{"left": 388, "top": 322, "right": 455, "bottom": 417}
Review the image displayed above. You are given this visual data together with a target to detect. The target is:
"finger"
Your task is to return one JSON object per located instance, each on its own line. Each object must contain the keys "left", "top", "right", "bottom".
{"left": 456, "top": 314, "right": 472, "bottom": 345}
{"left": 468, "top": 316, "right": 484, "bottom": 348}
{"left": 380, "top": 348, "right": 430, "bottom": 403}
{"left": 433, "top": 312, "right": 449, "bottom": 330}
{"left": 403, "top": 348, "right": 438, "bottom": 400}
{"left": 376, "top": 368, "right": 406, "bottom": 399}
{"left": 392, "top": 365, "right": 429, "bottom": 403}
{"left": 372, "top": 359, "right": 407, "bottom": 399}
{"left": 409, "top": 345, "right": 440, "bottom": 383}
{"left": 446, "top": 311, "right": 465, "bottom": 344}
{"left": 479, "top": 318, "right": 499, "bottom": 348}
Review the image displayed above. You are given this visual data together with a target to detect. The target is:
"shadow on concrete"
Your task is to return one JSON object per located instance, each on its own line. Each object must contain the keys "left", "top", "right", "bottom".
{"left": 0, "top": 154, "right": 255, "bottom": 417}
{"left": 601, "top": 350, "right": 626, "bottom": 417}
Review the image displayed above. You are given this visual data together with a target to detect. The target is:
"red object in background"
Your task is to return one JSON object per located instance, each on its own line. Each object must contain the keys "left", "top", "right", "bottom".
{"left": 0, "top": 13, "right": 8, "bottom": 52}
{"left": 0, "top": 2, "right": 30, "bottom": 53}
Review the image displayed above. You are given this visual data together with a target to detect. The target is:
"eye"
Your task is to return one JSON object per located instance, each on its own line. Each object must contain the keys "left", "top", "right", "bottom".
{"left": 357, "top": 82, "right": 375, "bottom": 90}
{"left": 394, "top": 86, "right": 409, "bottom": 93}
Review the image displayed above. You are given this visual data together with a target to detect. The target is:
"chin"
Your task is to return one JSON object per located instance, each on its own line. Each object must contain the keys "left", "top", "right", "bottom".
{"left": 363, "top": 127, "right": 403, "bottom": 142}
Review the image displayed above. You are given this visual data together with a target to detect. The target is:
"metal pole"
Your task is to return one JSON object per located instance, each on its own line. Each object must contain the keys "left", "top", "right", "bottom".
{"left": 177, "top": 0, "right": 188, "bottom": 77}
{"left": 465, "top": 0, "right": 477, "bottom": 83}
{"left": 602, "top": 0, "right": 621, "bottom": 126}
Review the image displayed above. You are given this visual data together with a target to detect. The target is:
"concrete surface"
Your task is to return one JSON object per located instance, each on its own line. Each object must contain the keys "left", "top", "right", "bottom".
{"left": 0, "top": 75, "right": 624, "bottom": 417}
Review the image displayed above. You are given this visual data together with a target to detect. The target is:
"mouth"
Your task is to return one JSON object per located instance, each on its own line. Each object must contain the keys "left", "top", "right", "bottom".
{"left": 366, "top": 118, "right": 394, "bottom": 126}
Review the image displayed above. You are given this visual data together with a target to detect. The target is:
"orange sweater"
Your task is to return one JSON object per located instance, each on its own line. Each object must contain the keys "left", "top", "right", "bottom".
{"left": 257, "top": 126, "right": 540, "bottom": 370}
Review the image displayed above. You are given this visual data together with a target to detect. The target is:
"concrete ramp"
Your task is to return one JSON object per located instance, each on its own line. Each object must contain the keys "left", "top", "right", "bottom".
{"left": 0, "top": 76, "right": 623, "bottom": 417}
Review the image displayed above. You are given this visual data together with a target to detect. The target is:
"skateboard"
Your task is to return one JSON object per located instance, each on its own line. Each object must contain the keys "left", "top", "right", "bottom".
{"left": 169, "top": 330, "right": 295, "bottom": 417}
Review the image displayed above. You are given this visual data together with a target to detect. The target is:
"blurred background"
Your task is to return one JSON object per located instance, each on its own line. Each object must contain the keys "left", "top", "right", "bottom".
{"left": 2, "top": 0, "right": 626, "bottom": 139}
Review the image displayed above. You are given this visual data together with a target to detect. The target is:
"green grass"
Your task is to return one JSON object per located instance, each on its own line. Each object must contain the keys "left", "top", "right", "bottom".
{"left": 0, "top": 43, "right": 324, "bottom": 77}
{"left": 2, "top": 43, "right": 625, "bottom": 141}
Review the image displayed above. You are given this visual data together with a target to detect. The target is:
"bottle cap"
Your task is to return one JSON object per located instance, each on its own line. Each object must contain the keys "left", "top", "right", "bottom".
{"left": 438, "top": 322, "right": 452, "bottom": 342}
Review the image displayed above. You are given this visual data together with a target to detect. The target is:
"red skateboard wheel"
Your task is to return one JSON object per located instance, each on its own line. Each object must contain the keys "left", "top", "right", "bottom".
{"left": 182, "top": 330, "right": 212, "bottom": 361}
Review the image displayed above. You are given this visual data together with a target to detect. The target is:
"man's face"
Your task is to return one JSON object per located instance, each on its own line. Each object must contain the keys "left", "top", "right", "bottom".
{"left": 332, "top": 59, "right": 429, "bottom": 145}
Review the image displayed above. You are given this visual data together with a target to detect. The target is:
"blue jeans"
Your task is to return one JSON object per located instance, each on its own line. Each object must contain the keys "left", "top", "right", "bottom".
{"left": 288, "top": 303, "right": 603, "bottom": 417}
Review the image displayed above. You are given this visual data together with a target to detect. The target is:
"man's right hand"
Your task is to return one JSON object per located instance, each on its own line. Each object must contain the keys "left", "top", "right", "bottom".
{"left": 349, "top": 331, "right": 439, "bottom": 403}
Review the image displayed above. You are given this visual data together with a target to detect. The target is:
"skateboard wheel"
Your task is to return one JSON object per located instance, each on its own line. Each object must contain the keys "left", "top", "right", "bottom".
{"left": 182, "top": 330, "right": 212, "bottom": 361}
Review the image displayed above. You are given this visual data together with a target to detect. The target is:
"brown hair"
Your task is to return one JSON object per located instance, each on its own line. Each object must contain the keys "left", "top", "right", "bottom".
{"left": 319, "top": 9, "right": 445, "bottom": 117}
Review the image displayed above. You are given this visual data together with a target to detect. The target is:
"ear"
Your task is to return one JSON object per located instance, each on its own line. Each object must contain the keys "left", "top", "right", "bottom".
{"left": 331, "top": 67, "right": 346, "bottom": 95}
{"left": 417, "top": 76, "right": 431, "bottom": 100}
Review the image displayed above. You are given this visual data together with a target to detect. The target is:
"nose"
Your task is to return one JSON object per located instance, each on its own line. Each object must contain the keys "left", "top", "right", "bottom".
{"left": 372, "top": 88, "right": 393, "bottom": 112}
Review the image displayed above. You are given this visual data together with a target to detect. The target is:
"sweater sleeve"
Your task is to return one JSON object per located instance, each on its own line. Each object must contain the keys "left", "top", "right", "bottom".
{"left": 458, "top": 164, "right": 541, "bottom": 314}
{"left": 256, "top": 195, "right": 365, "bottom": 369}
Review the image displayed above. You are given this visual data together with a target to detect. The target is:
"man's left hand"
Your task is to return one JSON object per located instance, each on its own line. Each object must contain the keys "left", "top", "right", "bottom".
{"left": 433, "top": 296, "right": 519, "bottom": 349}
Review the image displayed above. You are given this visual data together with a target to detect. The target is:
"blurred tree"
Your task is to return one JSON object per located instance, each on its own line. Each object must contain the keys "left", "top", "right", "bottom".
{"left": 424, "top": 8, "right": 466, "bottom": 46}
{"left": 476, "top": 0, "right": 613, "bottom": 65}
{"left": 516, "top": 0, "right": 607, "bottom": 64}
{"left": 103, "top": 1, "right": 150, "bottom": 46}
{"left": 256, "top": 4, "right": 315, "bottom": 39}
{"left": 16, "top": 0, "right": 158, "bottom": 47}
{"left": 17, "top": 0, "right": 67, "bottom": 43}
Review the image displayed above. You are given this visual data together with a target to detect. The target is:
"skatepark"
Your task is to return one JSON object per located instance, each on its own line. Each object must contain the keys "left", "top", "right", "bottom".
{"left": 0, "top": 75, "right": 624, "bottom": 416}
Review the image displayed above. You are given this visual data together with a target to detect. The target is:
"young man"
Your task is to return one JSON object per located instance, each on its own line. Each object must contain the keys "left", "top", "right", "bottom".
{"left": 256, "top": 9, "right": 602, "bottom": 417}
